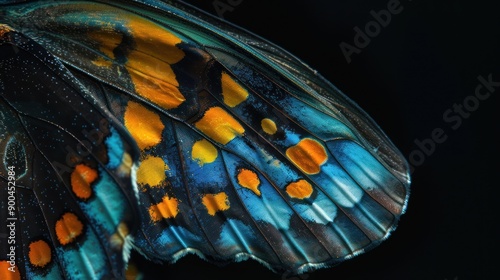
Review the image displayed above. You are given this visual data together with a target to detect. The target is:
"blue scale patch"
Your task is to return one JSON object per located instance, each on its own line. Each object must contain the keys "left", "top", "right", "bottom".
{"left": 105, "top": 127, "right": 125, "bottom": 169}
{"left": 56, "top": 231, "right": 107, "bottom": 279}
{"left": 80, "top": 169, "right": 128, "bottom": 234}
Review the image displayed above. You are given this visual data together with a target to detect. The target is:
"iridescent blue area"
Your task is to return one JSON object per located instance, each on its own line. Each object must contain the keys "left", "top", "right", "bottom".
{"left": 105, "top": 127, "right": 125, "bottom": 169}
{"left": 225, "top": 138, "right": 301, "bottom": 189}
{"left": 217, "top": 219, "right": 255, "bottom": 254}
{"left": 55, "top": 231, "right": 107, "bottom": 279}
{"left": 25, "top": 263, "right": 62, "bottom": 280}
{"left": 329, "top": 140, "right": 407, "bottom": 206}
{"left": 224, "top": 151, "right": 295, "bottom": 230}
{"left": 80, "top": 169, "right": 128, "bottom": 233}
{"left": 148, "top": 225, "right": 202, "bottom": 255}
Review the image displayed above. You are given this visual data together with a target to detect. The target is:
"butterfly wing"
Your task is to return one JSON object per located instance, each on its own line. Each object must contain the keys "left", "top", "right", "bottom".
{"left": 0, "top": 25, "right": 140, "bottom": 279}
{"left": 1, "top": 0, "right": 411, "bottom": 275}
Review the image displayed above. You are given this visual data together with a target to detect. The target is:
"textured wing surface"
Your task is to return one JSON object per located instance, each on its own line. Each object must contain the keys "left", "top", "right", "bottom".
{"left": 0, "top": 0, "right": 410, "bottom": 274}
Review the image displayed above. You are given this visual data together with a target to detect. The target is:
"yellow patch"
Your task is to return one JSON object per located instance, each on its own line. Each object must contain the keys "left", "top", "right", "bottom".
{"left": 55, "top": 212, "right": 84, "bottom": 245}
{"left": 286, "top": 179, "right": 314, "bottom": 199}
{"left": 109, "top": 222, "right": 129, "bottom": 250}
{"left": 70, "top": 164, "right": 98, "bottom": 200}
{"left": 221, "top": 72, "right": 248, "bottom": 107}
{"left": 202, "top": 192, "right": 230, "bottom": 216}
{"left": 191, "top": 139, "right": 218, "bottom": 166}
{"left": 149, "top": 195, "right": 179, "bottom": 221}
{"left": 261, "top": 118, "right": 277, "bottom": 135}
{"left": 136, "top": 156, "right": 168, "bottom": 188}
{"left": 28, "top": 240, "right": 52, "bottom": 268}
{"left": 286, "top": 138, "right": 328, "bottom": 174}
{"left": 0, "top": 261, "right": 20, "bottom": 280}
{"left": 237, "top": 169, "right": 261, "bottom": 196}
{"left": 194, "top": 107, "right": 245, "bottom": 145}
{"left": 124, "top": 101, "right": 165, "bottom": 151}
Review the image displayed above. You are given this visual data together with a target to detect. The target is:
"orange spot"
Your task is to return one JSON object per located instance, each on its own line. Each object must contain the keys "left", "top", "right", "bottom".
{"left": 237, "top": 169, "right": 261, "bottom": 196}
{"left": 286, "top": 138, "right": 328, "bottom": 174}
{"left": 149, "top": 195, "right": 179, "bottom": 222}
{"left": 0, "top": 261, "right": 20, "bottom": 280}
{"left": 127, "top": 61, "right": 185, "bottom": 110}
{"left": 81, "top": 4, "right": 186, "bottom": 109}
{"left": 261, "top": 118, "right": 277, "bottom": 135}
{"left": 194, "top": 107, "right": 245, "bottom": 145}
{"left": 124, "top": 101, "right": 165, "bottom": 150}
{"left": 221, "top": 72, "right": 248, "bottom": 107}
{"left": 125, "top": 15, "right": 186, "bottom": 109}
{"left": 286, "top": 179, "right": 314, "bottom": 199}
{"left": 28, "top": 240, "right": 51, "bottom": 268}
{"left": 136, "top": 156, "right": 168, "bottom": 188}
{"left": 70, "top": 164, "right": 98, "bottom": 200}
{"left": 55, "top": 212, "right": 84, "bottom": 245}
{"left": 202, "top": 192, "right": 230, "bottom": 216}
{"left": 191, "top": 139, "right": 218, "bottom": 166}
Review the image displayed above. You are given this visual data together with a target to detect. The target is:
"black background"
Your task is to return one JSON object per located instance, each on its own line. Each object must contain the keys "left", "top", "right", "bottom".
{"left": 131, "top": 0, "right": 499, "bottom": 279}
